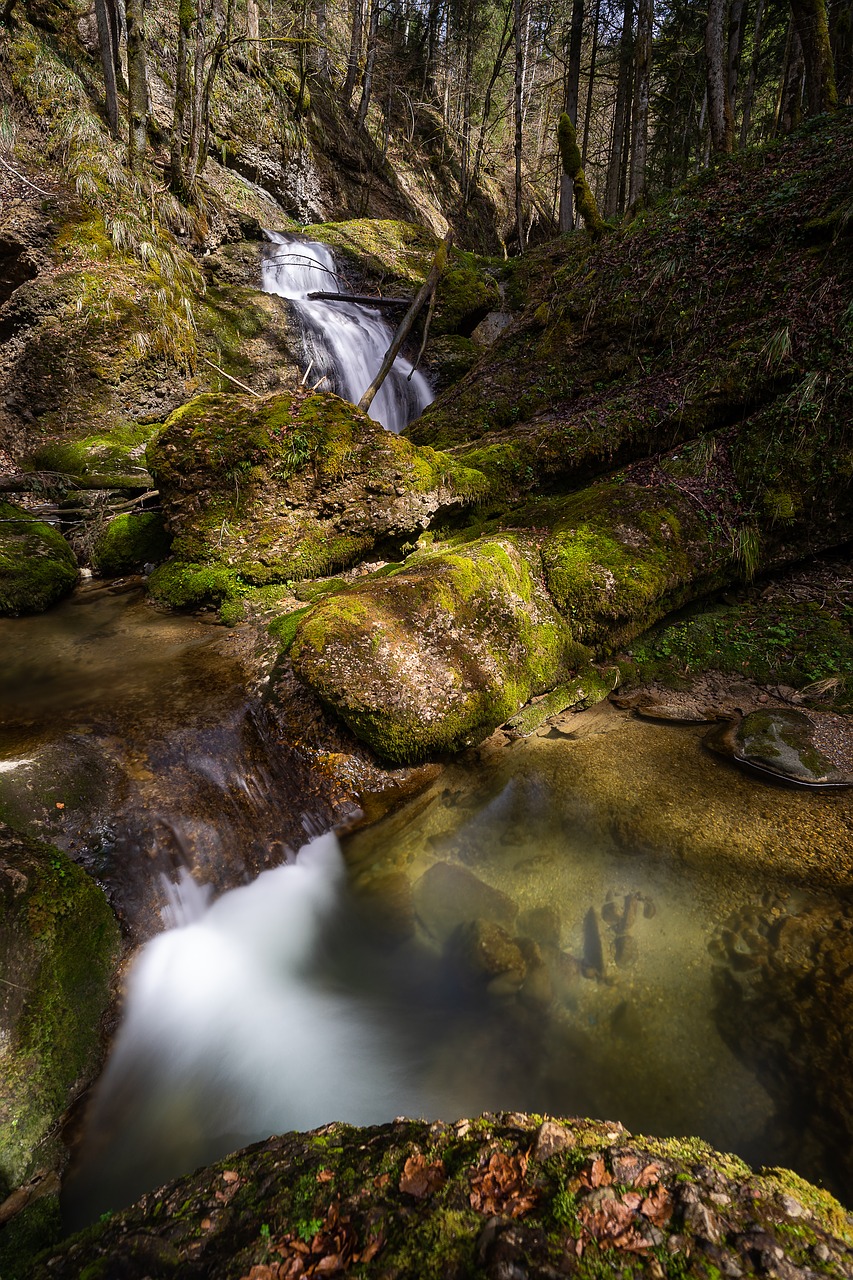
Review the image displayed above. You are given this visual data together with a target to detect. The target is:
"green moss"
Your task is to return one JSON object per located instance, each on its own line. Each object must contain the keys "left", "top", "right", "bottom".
{"left": 267, "top": 605, "right": 312, "bottom": 652}
{"left": 146, "top": 560, "right": 241, "bottom": 610}
{"left": 290, "top": 534, "right": 576, "bottom": 764}
{"left": 298, "top": 219, "right": 438, "bottom": 288}
{"left": 504, "top": 666, "right": 615, "bottom": 734}
{"left": 92, "top": 512, "right": 171, "bottom": 576}
{"left": 0, "top": 1193, "right": 62, "bottom": 1280}
{"left": 759, "top": 1168, "right": 853, "bottom": 1245}
{"left": 0, "top": 832, "right": 120, "bottom": 1198}
{"left": 433, "top": 261, "right": 500, "bottom": 337}
{"left": 0, "top": 502, "right": 78, "bottom": 616}
{"left": 26, "top": 422, "right": 157, "bottom": 488}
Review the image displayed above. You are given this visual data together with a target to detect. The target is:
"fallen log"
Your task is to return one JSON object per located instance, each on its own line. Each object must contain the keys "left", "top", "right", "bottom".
{"left": 306, "top": 291, "right": 412, "bottom": 308}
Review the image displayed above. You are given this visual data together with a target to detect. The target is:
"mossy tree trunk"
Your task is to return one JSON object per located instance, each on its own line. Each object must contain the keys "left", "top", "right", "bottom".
{"left": 557, "top": 112, "right": 605, "bottom": 239}
{"left": 790, "top": 0, "right": 838, "bottom": 113}
{"left": 558, "top": 0, "right": 585, "bottom": 233}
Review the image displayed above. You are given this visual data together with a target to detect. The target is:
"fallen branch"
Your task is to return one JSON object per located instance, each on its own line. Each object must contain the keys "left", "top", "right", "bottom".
{"left": 358, "top": 230, "right": 452, "bottom": 415}
{"left": 201, "top": 355, "right": 262, "bottom": 398}
{"left": 0, "top": 155, "right": 53, "bottom": 197}
{"left": 307, "top": 291, "right": 411, "bottom": 308}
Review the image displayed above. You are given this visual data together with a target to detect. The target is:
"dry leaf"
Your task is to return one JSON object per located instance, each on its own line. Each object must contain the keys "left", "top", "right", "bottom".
{"left": 399, "top": 1153, "right": 446, "bottom": 1199}
{"left": 469, "top": 1150, "right": 538, "bottom": 1218}
{"left": 635, "top": 1162, "right": 662, "bottom": 1188}
{"left": 316, "top": 1169, "right": 334, "bottom": 1184}
{"left": 640, "top": 1183, "right": 672, "bottom": 1227}
{"left": 223, "top": 1170, "right": 240, "bottom": 1184}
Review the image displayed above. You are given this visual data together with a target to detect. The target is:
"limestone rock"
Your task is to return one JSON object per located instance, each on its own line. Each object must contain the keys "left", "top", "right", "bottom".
{"left": 705, "top": 710, "right": 853, "bottom": 788}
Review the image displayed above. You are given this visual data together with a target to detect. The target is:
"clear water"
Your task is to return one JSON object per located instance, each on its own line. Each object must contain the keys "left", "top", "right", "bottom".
{"left": 261, "top": 233, "right": 434, "bottom": 433}
{"left": 65, "top": 700, "right": 853, "bottom": 1223}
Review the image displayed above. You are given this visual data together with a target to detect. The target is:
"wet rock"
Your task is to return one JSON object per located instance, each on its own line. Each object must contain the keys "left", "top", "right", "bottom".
{"left": 519, "top": 905, "right": 562, "bottom": 949}
{"left": 0, "top": 824, "right": 120, "bottom": 1201}
{"left": 582, "top": 906, "right": 607, "bottom": 978}
{"left": 447, "top": 919, "right": 527, "bottom": 989}
{"left": 412, "top": 862, "right": 517, "bottom": 942}
{"left": 704, "top": 710, "right": 853, "bottom": 788}
{"left": 0, "top": 502, "right": 77, "bottom": 616}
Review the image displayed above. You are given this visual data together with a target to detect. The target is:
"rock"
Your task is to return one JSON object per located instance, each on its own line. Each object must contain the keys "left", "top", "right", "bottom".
{"left": 447, "top": 919, "right": 526, "bottom": 987}
{"left": 146, "top": 391, "right": 486, "bottom": 609}
{"left": 290, "top": 534, "right": 578, "bottom": 764}
{"left": 412, "top": 862, "right": 517, "bottom": 941}
{"left": 705, "top": 710, "right": 853, "bottom": 788}
{"left": 0, "top": 502, "right": 78, "bottom": 616}
{"left": 26, "top": 1114, "right": 853, "bottom": 1279}
{"left": 504, "top": 669, "right": 618, "bottom": 737}
{"left": 0, "top": 825, "right": 120, "bottom": 1201}
{"left": 471, "top": 310, "right": 513, "bottom": 346}
{"left": 92, "top": 512, "right": 171, "bottom": 577}
{"left": 582, "top": 906, "right": 607, "bottom": 978}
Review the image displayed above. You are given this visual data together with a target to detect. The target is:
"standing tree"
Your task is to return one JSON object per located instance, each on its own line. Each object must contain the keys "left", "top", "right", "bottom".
{"left": 789, "top": 0, "right": 837, "bottom": 112}
{"left": 514, "top": 0, "right": 527, "bottom": 249}
{"left": 126, "top": 0, "right": 149, "bottom": 172}
{"left": 628, "top": 0, "right": 652, "bottom": 208}
{"left": 94, "top": 0, "right": 121, "bottom": 137}
{"left": 706, "top": 0, "right": 735, "bottom": 152}
{"left": 604, "top": 0, "right": 633, "bottom": 216}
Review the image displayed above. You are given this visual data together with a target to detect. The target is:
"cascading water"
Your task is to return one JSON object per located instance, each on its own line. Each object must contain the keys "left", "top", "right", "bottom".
{"left": 261, "top": 232, "right": 434, "bottom": 434}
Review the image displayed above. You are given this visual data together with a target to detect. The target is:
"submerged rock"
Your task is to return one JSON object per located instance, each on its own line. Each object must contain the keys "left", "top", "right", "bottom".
{"left": 412, "top": 861, "right": 517, "bottom": 940}
{"left": 0, "top": 503, "right": 77, "bottom": 616}
{"left": 705, "top": 710, "right": 853, "bottom": 788}
{"left": 0, "top": 824, "right": 120, "bottom": 1201}
{"left": 26, "top": 1113, "right": 853, "bottom": 1279}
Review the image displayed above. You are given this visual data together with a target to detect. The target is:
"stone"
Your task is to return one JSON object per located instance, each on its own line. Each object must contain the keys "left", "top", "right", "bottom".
{"left": 704, "top": 710, "right": 853, "bottom": 788}
{"left": 412, "top": 862, "right": 517, "bottom": 942}
{"left": 446, "top": 919, "right": 526, "bottom": 987}
{"left": 0, "top": 502, "right": 77, "bottom": 617}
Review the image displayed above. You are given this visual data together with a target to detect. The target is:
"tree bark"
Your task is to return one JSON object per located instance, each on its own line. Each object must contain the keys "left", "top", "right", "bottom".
{"left": 170, "top": 0, "right": 193, "bottom": 193}
{"left": 95, "top": 0, "right": 120, "bottom": 137}
{"left": 558, "top": 112, "right": 604, "bottom": 238}
{"left": 125, "top": 0, "right": 149, "bottom": 172}
{"left": 355, "top": 0, "right": 379, "bottom": 129}
{"left": 604, "top": 0, "right": 632, "bottom": 218}
{"left": 777, "top": 19, "right": 805, "bottom": 132}
{"left": 581, "top": 0, "right": 602, "bottom": 164}
{"left": 706, "top": 0, "right": 734, "bottom": 153}
{"left": 343, "top": 0, "right": 364, "bottom": 108}
{"left": 559, "top": 0, "right": 585, "bottom": 231}
{"left": 739, "top": 0, "right": 765, "bottom": 145}
{"left": 727, "top": 0, "right": 747, "bottom": 112}
{"left": 514, "top": 0, "right": 526, "bottom": 250}
{"left": 789, "top": 0, "right": 838, "bottom": 113}
{"left": 627, "top": 0, "right": 651, "bottom": 209}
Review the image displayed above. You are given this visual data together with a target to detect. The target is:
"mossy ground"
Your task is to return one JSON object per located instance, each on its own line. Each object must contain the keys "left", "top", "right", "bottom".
{"left": 26, "top": 1114, "right": 853, "bottom": 1279}
{"left": 0, "top": 501, "right": 78, "bottom": 616}
{"left": 0, "top": 828, "right": 120, "bottom": 1202}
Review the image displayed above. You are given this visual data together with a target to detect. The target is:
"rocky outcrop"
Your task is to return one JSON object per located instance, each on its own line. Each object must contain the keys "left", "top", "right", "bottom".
{"left": 25, "top": 1113, "right": 853, "bottom": 1279}
{"left": 146, "top": 390, "right": 486, "bottom": 611}
{"left": 0, "top": 502, "right": 77, "bottom": 616}
{"left": 0, "top": 825, "right": 120, "bottom": 1201}
{"left": 289, "top": 534, "right": 580, "bottom": 763}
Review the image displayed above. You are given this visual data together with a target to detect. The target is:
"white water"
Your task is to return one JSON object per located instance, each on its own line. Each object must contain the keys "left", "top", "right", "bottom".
{"left": 66, "top": 834, "right": 451, "bottom": 1222}
{"left": 262, "top": 232, "right": 434, "bottom": 433}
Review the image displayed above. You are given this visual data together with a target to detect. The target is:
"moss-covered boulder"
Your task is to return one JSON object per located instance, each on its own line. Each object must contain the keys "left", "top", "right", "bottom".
{"left": 705, "top": 709, "right": 853, "bottom": 787}
{"left": 0, "top": 825, "right": 120, "bottom": 1200}
{"left": 146, "top": 390, "right": 486, "bottom": 608}
{"left": 28, "top": 1113, "right": 853, "bottom": 1279}
{"left": 91, "top": 512, "right": 171, "bottom": 577}
{"left": 289, "top": 535, "right": 580, "bottom": 764}
{"left": 25, "top": 423, "right": 157, "bottom": 491}
{"left": 432, "top": 260, "right": 501, "bottom": 337}
{"left": 0, "top": 503, "right": 78, "bottom": 616}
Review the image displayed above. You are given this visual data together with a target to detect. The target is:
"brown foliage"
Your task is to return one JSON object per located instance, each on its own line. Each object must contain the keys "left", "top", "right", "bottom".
{"left": 469, "top": 1149, "right": 538, "bottom": 1218}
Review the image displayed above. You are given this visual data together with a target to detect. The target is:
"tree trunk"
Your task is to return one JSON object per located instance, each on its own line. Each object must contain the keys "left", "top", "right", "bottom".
{"left": 423, "top": 0, "right": 443, "bottom": 98}
{"left": 170, "top": 0, "right": 193, "bottom": 193}
{"left": 739, "top": 0, "right": 765, "bottom": 145}
{"left": 777, "top": 19, "right": 805, "bottom": 132}
{"left": 343, "top": 0, "right": 364, "bottom": 108}
{"left": 558, "top": 112, "right": 605, "bottom": 238}
{"left": 604, "top": 0, "right": 632, "bottom": 218}
{"left": 188, "top": 0, "right": 207, "bottom": 177}
{"left": 246, "top": 0, "right": 259, "bottom": 61}
{"left": 581, "top": 0, "right": 602, "bottom": 164}
{"left": 706, "top": 0, "right": 734, "bottom": 153}
{"left": 627, "top": 0, "right": 651, "bottom": 209}
{"left": 559, "top": 0, "right": 585, "bottom": 231}
{"left": 514, "top": 0, "right": 526, "bottom": 250}
{"left": 313, "top": 0, "right": 330, "bottom": 76}
{"left": 355, "top": 0, "right": 379, "bottom": 129}
{"left": 727, "top": 0, "right": 747, "bottom": 112}
{"left": 95, "top": 0, "right": 121, "bottom": 137}
{"left": 125, "top": 0, "right": 149, "bottom": 172}
{"left": 789, "top": 0, "right": 838, "bottom": 113}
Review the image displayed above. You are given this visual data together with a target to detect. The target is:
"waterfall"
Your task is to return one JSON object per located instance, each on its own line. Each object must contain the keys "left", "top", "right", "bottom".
{"left": 261, "top": 232, "right": 434, "bottom": 434}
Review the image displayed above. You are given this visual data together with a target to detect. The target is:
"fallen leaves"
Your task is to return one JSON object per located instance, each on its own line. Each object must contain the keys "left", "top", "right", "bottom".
{"left": 571, "top": 1157, "right": 673, "bottom": 1256}
{"left": 469, "top": 1150, "right": 538, "bottom": 1218}
{"left": 239, "top": 1202, "right": 384, "bottom": 1280}
{"left": 399, "top": 1153, "right": 446, "bottom": 1199}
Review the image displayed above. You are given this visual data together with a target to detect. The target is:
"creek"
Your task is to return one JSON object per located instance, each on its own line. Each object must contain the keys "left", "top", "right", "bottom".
{"left": 261, "top": 233, "right": 434, "bottom": 433}
{"left": 5, "top": 587, "right": 848, "bottom": 1223}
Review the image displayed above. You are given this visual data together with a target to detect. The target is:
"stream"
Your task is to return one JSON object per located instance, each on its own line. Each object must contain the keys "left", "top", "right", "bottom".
{"left": 5, "top": 588, "right": 851, "bottom": 1224}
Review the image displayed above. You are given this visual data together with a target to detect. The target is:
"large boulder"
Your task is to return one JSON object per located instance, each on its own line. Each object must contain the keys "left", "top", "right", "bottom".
{"left": 0, "top": 503, "right": 77, "bottom": 616}
{"left": 27, "top": 1113, "right": 853, "bottom": 1279}
{"left": 289, "top": 535, "right": 580, "bottom": 763}
{"left": 0, "top": 825, "right": 120, "bottom": 1199}
{"left": 146, "top": 391, "right": 486, "bottom": 608}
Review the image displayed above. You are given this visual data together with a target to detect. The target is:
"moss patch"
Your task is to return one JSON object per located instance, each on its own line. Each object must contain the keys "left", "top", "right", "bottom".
{"left": 92, "top": 512, "right": 171, "bottom": 576}
{"left": 0, "top": 502, "right": 78, "bottom": 616}
{"left": 0, "top": 827, "right": 120, "bottom": 1201}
